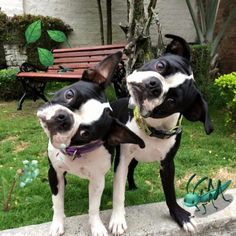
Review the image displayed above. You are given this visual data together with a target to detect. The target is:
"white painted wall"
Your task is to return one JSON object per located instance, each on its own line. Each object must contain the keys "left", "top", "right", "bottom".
{"left": 0, "top": 0, "right": 24, "bottom": 16}
{"left": 0, "top": 0, "right": 197, "bottom": 47}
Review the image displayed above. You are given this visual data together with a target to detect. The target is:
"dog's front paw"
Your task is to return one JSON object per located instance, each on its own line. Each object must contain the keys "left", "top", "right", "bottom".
{"left": 49, "top": 220, "right": 65, "bottom": 236}
{"left": 90, "top": 216, "right": 108, "bottom": 236}
{"left": 109, "top": 211, "right": 127, "bottom": 235}
{"left": 169, "top": 204, "right": 196, "bottom": 232}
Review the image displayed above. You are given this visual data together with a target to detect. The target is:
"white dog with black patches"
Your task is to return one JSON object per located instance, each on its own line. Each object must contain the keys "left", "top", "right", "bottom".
{"left": 37, "top": 52, "right": 145, "bottom": 236}
{"left": 108, "top": 35, "right": 214, "bottom": 235}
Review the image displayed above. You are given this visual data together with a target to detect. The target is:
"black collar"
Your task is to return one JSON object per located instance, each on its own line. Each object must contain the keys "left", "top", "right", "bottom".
{"left": 133, "top": 106, "right": 182, "bottom": 139}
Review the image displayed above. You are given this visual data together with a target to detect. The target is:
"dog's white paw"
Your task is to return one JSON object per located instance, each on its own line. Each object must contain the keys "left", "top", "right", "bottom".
{"left": 109, "top": 211, "right": 127, "bottom": 235}
{"left": 49, "top": 220, "right": 65, "bottom": 236}
{"left": 90, "top": 217, "right": 108, "bottom": 236}
{"left": 183, "top": 218, "right": 197, "bottom": 233}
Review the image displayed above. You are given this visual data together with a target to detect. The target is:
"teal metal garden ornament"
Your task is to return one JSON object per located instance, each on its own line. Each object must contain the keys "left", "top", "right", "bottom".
{"left": 183, "top": 174, "right": 232, "bottom": 214}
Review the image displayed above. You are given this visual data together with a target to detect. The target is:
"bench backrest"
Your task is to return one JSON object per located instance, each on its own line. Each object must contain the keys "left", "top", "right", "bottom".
{"left": 47, "top": 44, "right": 126, "bottom": 74}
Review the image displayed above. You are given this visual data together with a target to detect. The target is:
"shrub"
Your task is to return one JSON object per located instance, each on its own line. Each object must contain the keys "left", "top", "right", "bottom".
{"left": 215, "top": 72, "right": 236, "bottom": 126}
{"left": 190, "top": 44, "right": 223, "bottom": 107}
{"left": 191, "top": 44, "right": 211, "bottom": 92}
{"left": 0, "top": 10, "right": 73, "bottom": 67}
{"left": 0, "top": 68, "right": 23, "bottom": 101}
{"left": 0, "top": 11, "right": 8, "bottom": 69}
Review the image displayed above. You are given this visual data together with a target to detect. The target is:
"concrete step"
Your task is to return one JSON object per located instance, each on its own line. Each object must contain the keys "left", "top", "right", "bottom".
{"left": 1, "top": 188, "right": 236, "bottom": 236}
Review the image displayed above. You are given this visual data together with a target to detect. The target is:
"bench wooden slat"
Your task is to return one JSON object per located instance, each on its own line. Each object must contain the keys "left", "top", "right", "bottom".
{"left": 53, "top": 56, "right": 107, "bottom": 64}
{"left": 17, "top": 71, "right": 83, "bottom": 81}
{"left": 53, "top": 49, "right": 125, "bottom": 58}
{"left": 53, "top": 44, "right": 125, "bottom": 53}
{"left": 48, "top": 63, "right": 97, "bottom": 71}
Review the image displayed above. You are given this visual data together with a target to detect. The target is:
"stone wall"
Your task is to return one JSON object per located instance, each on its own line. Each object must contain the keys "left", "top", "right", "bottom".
{"left": 3, "top": 44, "right": 27, "bottom": 68}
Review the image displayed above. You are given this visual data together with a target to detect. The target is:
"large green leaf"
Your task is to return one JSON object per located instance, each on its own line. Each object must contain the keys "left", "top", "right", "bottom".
{"left": 47, "top": 30, "right": 67, "bottom": 43}
{"left": 25, "top": 20, "right": 42, "bottom": 44}
{"left": 37, "top": 47, "right": 54, "bottom": 67}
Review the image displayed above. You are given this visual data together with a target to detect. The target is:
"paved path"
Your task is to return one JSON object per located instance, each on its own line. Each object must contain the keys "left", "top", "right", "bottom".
{"left": 1, "top": 188, "right": 236, "bottom": 236}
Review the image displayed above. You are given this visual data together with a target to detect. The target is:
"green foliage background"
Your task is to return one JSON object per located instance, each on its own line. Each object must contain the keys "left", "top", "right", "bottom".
{"left": 215, "top": 72, "right": 236, "bottom": 126}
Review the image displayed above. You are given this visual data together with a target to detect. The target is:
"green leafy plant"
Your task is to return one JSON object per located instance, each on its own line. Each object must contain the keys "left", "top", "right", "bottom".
{"left": 186, "top": 0, "right": 236, "bottom": 78}
{"left": 47, "top": 30, "right": 71, "bottom": 47}
{"left": 1, "top": 160, "right": 39, "bottom": 211}
{"left": 215, "top": 72, "right": 236, "bottom": 125}
{"left": 24, "top": 19, "right": 71, "bottom": 67}
{"left": 37, "top": 47, "right": 54, "bottom": 67}
{"left": 24, "top": 20, "right": 71, "bottom": 66}
{"left": 25, "top": 20, "right": 42, "bottom": 44}
{"left": 186, "top": 0, "right": 236, "bottom": 58}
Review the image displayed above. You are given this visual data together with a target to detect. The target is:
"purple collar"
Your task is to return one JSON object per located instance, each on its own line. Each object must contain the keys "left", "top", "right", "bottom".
{"left": 65, "top": 140, "right": 104, "bottom": 159}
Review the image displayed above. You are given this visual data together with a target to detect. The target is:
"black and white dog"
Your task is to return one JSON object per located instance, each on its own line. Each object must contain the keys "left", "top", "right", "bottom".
{"left": 37, "top": 52, "right": 145, "bottom": 236}
{"left": 109, "top": 35, "right": 214, "bottom": 235}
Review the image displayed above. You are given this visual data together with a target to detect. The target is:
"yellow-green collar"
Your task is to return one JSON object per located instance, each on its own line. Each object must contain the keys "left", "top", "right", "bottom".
{"left": 133, "top": 106, "right": 183, "bottom": 139}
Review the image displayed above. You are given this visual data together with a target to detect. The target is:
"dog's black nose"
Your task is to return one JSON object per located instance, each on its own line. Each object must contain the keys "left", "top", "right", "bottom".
{"left": 56, "top": 113, "right": 67, "bottom": 122}
{"left": 53, "top": 110, "right": 74, "bottom": 132}
{"left": 145, "top": 77, "right": 162, "bottom": 97}
{"left": 54, "top": 110, "right": 70, "bottom": 123}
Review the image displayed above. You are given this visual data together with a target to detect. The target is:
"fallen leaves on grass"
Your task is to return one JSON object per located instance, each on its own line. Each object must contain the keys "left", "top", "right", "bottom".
{"left": 0, "top": 135, "right": 18, "bottom": 144}
{"left": 13, "top": 141, "right": 29, "bottom": 153}
{"left": 176, "top": 168, "right": 236, "bottom": 190}
{"left": 212, "top": 168, "right": 236, "bottom": 188}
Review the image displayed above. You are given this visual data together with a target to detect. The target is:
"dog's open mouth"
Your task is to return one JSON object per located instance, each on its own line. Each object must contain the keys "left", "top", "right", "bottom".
{"left": 128, "top": 82, "right": 161, "bottom": 118}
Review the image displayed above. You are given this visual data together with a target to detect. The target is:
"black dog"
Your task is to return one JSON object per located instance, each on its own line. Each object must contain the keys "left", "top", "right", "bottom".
{"left": 109, "top": 35, "right": 214, "bottom": 235}
{"left": 37, "top": 52, "right": 144, "bottom": 236}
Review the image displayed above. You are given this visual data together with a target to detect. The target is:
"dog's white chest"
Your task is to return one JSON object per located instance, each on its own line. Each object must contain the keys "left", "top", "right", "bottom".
{"left": 125, "top": 119, "right": 176, "bottom": 162}
{"left": 48, "top": 141, "right": 111, "bottom": 179}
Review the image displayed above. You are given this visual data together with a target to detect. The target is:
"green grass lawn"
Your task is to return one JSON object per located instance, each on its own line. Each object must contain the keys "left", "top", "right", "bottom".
{"left": 0, "top": 99, "right": 235, "bottom": 231}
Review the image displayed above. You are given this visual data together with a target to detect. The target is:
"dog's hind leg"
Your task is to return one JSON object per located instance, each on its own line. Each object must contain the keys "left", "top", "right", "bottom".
{"left": 48, "top": 166, "right": 66, "bottom": 236}
{"left": 127, "top": 158, "right": 138, "bottom": 190}
{"left": 88, "top": 176, "right": 108, "bottom": 236}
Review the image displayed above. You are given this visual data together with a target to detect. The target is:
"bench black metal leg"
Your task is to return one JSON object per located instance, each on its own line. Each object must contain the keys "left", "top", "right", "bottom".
{"left": 17, "top": 92, "right": 27, "bottom": 110}
{"left": 39, "top": 93, "right": 48, "bottom": 103}
{"left": 17, "top": 78, "right": 48, "bottom": 110}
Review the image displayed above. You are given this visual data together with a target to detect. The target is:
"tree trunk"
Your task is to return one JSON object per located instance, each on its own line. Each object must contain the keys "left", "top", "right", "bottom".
{"left": 106, "top": 0, "right": 112, "bottom": 44}
{"left": 121, "top": 0, "right": 158, "bottom": 74}
{"left": 97, "top": 0, "right": 105, "bottom": 45}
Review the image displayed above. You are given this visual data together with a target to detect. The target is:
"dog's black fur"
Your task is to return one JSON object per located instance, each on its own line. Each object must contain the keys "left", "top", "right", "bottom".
{"left": 37, "top": 52, "right": 145, "bottom": 236}
{"left": 109, "top": 34, "right": 214, "bottom": 235}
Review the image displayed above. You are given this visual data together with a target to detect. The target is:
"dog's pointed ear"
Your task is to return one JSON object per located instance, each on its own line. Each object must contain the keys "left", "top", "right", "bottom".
{"left": 183, "top": 89, "right": 214, "bottom": 135}
{"left": 165, "top": 34, "right": 191, "bottom": 61}
{"left": 107, "top": 119, "right": 145, "bottom": 148}
{"left": 81, "top": 51, "right": 123, "bottom": 89}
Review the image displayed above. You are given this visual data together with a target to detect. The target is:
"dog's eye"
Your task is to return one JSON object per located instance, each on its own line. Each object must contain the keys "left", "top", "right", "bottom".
{"left": 167, "top": 98, "right": 175, "bottom": 107}
{"left": 156, "top": 61, "right": 166, "bottom": 72}
{"left": 65, "top": 89, "right": 74, "bottom": 100}
{"left": 79, "top": 130, "right": 90, "bottom": 138}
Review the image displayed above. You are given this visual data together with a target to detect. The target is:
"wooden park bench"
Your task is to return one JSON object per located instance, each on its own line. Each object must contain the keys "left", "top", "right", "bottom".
{"left": 16, "top": 44, "right": 127, "bottom": 110}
